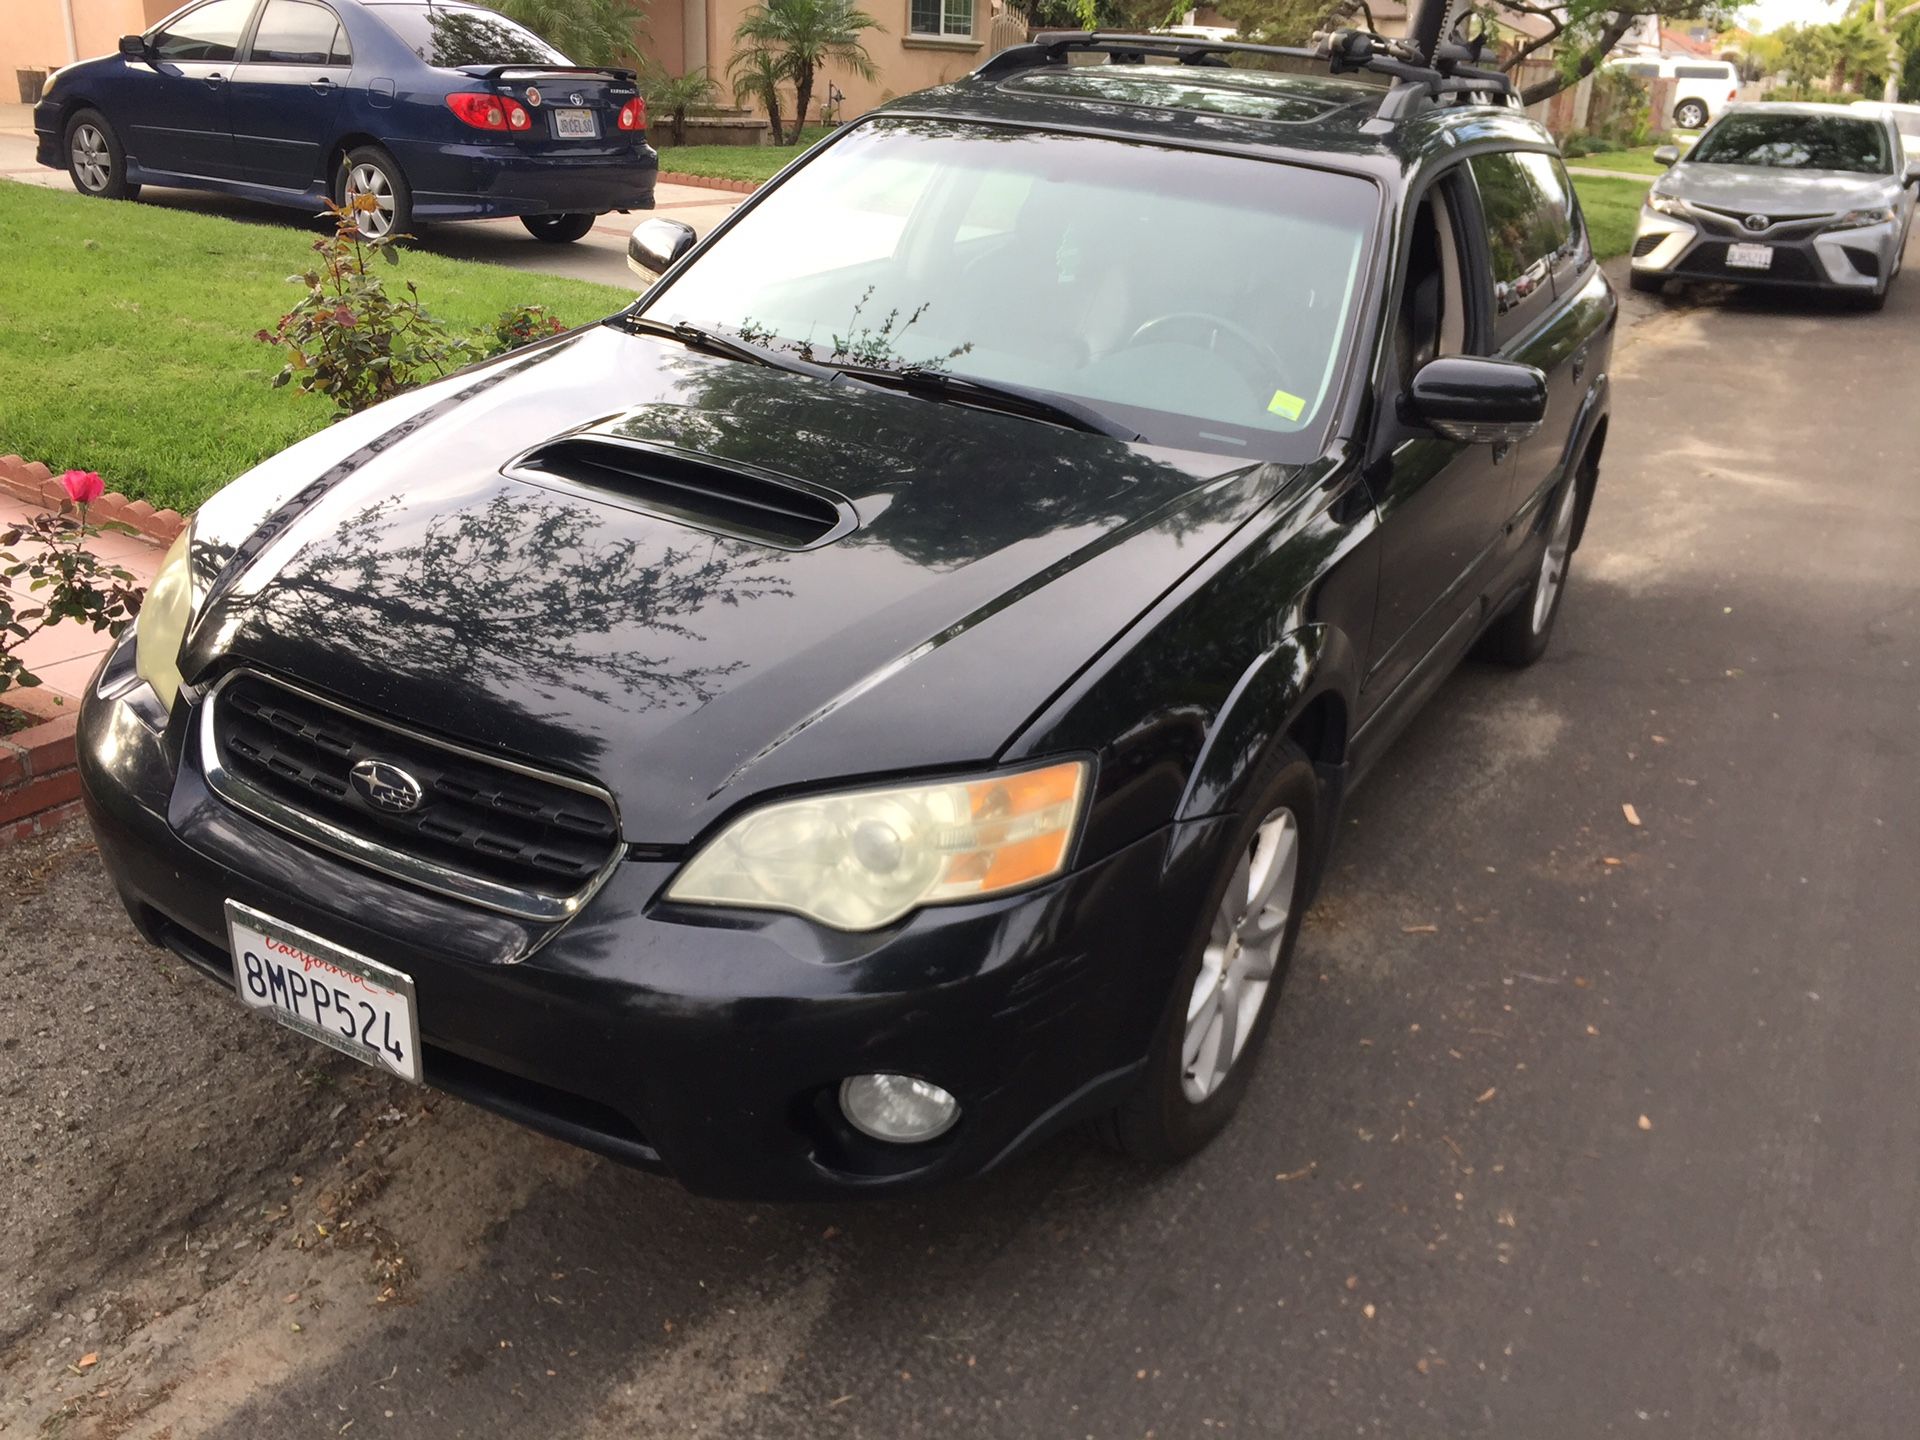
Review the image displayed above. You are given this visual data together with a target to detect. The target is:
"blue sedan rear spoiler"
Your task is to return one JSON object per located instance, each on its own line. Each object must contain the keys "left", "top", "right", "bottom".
{"left": 461, "top": 65, "right": 639, "bottom": 85}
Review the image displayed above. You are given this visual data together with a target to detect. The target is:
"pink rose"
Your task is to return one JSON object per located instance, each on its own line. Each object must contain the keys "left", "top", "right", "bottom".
{"left": 61, "top": 470, "right": 105, "bottom": 505}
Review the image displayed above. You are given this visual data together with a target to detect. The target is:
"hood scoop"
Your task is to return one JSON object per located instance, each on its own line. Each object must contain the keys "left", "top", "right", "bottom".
{"left": 506, "top": 434, "right": 856, "bottom": 550}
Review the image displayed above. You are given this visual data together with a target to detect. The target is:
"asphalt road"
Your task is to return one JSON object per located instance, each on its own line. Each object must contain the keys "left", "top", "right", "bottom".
{"left": 5, "top": 256, "right": 1918, "bottom": 1438}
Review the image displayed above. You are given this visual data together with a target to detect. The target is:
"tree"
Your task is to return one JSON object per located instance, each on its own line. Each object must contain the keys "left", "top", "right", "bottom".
{"left": 494, "top": 0, "right": 646, "bottom": 66}
{"left": 1490, "top": 2, "right": 1734, "bottom": 107}
{"left": 728, "top": 44, "right": 791, "bottom": 144}
{"left": 1866, "top": 0, "right": 1920, "bottom": 101}
{"left": 1214, "top": 0, "right": 1360, "bottom": 46}
{"left": 731, "top": 0, "right": 881, "bottom": 145}
{"left": 643, "top": 65, "right": 719, "bottom": 146}
{"left": 1775, "top": 22, "right": 1837, "bottom": 90}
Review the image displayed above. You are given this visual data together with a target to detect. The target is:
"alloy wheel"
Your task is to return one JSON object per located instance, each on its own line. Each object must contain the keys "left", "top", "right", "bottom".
{"left": 344, "top": 163, "right": 396, "bottom": 238}
{"left": 1182, "top": 807, "right": 1299, "bottom": 1103}
{"left": 71, "top": 124, "right": 109, "bottom": 192}
{"left": 1531, "top": 481, "right": 1579, "bottom": 634}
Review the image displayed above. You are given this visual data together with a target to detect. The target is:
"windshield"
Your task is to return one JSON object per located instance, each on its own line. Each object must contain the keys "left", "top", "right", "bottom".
{"left": 638, "top": 119, "right": 1380, "bottom": 456}
{"left": 1689, "top": 113, "right": 1893, "bottom": 174}
{"left": 373, "top": 3, "right": 570, "bottom": 66}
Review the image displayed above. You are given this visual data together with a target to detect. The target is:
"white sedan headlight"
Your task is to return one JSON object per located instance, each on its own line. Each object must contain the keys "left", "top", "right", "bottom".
{"left": 1828, "top": 206, "right": 1896, "bottom": 231}
{"left": 134, "top": 525, "right": 198, "bottom": 711}
{"left": 666, "top": 760, "right": 1089, "bottom": 931}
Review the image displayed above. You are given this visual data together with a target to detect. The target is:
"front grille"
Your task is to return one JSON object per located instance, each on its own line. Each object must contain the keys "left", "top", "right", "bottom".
{"left": 205, "top": 673, "right": 621, "bottom": 917}
{"left": 1631, "top": 232, "right": 1664, "bottom": 258}
{"left": 1683, "top": 241, "right": 1821, "bottom": 283}
{"left": 1688, "top": 205, "right": 1833, "bottom": 240}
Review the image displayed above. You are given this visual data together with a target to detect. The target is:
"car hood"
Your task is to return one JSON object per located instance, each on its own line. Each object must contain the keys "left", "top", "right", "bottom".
{"left": 1660, "top": 163, "right": 1897, "bottom": 213}
{"left": 185, "top": 326, "right": 1288, "bottom": 842}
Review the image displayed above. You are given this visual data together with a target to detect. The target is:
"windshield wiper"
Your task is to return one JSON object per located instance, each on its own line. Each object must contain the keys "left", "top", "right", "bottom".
{"left": 831, "top": 364, "right": 1141, "bottom": 442}
{"left": 620, "top": 316, "right": 831, "bottom": 378}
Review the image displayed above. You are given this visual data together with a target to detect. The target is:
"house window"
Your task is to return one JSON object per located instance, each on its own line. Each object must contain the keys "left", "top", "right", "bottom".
{"left": 909, "top": 0, "right": 972, "bottom": 39}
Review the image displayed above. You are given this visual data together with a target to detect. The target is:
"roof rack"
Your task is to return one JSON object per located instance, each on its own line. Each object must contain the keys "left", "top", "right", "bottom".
{"left": 973, "top": 29, "right": 1516, "bottom": 123}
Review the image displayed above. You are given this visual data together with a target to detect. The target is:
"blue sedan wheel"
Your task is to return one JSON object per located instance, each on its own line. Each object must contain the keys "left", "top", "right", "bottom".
{"left": 336, "top": 145, "right": 412, "bottom": 239}
{"left": 65, "top": 109, "right": 138, "bottom": 201}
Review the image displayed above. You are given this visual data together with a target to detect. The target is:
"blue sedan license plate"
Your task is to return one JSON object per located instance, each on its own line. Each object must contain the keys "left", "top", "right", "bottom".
{"left": 225, "top": 900, "right": 421, "bottom": 1083}
{"left": 551, "top": 108, "right": 597, "bottom": 139}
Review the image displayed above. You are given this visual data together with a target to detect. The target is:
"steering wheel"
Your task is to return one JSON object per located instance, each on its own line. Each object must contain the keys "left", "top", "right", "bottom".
{"left": 1124, "top": 312, "right": 1285, "bottom": 388}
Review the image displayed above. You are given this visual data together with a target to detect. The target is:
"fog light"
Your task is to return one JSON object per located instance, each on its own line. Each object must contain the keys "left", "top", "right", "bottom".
{"left": 839, "top": 1073, "right": 959, "bottom": 1143}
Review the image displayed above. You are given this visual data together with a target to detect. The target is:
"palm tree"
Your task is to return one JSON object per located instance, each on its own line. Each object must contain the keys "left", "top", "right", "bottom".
{"left": 495, "top": 0, "right": 647, "bottom": 66}
{"left": 729, "top": 45, "right": 791, "bottom": 145}
{"left": 731, "top": 0, "right": 881, "bottom": 145}
{"left": 643, "top": 65, "right": 719, "bottom": 147}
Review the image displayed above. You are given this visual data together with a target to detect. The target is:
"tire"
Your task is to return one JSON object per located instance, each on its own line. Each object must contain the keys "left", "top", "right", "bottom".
{"left": 1628, "top": 269, "right": 1664, "bottom": 295}
{"left": 521, "top": 212, "right": 597, "bottom": 243}
{"left": 1488, "top": 469, "right": 1583, "bottom": 668}
{"left": 1098, "top": 743, "right": 1320, "bottom": 1164}
{"left": 65, "top": 109, "right": 138, "bottom": 201}
{"left": 1674, "top": 99, "right": 1707, "bottom": 130}
{"left": 334, "top": 145, "right": 411, "bottom": 239}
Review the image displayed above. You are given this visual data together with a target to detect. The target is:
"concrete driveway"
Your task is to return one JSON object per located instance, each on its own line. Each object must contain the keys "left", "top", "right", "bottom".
{"left": 0, "top": 107, "right": 741, "bottom": 290}
{"left": 5, "top": 241, "right": 1919, "bottom": 1434}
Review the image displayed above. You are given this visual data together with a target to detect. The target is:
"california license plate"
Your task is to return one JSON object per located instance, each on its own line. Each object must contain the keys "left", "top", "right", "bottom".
{"left": 225, "top": 900, "right": 421, "bottom": 1083}
{"left": 551, "top": 108, "right": 597, "bottom": 139}
{"left": 1726, "top": 243, "right": 1773, "bottom": 270}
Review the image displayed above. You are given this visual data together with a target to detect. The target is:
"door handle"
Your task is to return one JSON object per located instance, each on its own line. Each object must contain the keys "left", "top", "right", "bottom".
{"left": 204, "top": 71, "right": 225, "bottom": 85}
{"left": 309, "top": 77, "right": 335, "bottom": 92}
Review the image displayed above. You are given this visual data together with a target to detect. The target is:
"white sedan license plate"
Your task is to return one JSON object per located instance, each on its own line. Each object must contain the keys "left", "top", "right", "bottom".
{"left": 225, "top": 901, "right": 421, "bottom": 1083}
{"left": 1726, "top": 243, "right": 1773, "bottom": 270}
{"left": 551, "top": 108, "right": 597, "bottom": 139}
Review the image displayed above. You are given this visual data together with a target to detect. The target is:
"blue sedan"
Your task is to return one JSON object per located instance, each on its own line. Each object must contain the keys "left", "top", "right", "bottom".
{"left": 32, "top": 0, "right": 658, "bottom": 242}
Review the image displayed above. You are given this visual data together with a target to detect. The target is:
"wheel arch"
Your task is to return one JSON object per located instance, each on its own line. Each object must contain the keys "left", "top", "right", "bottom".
{"left": 321, "top": 133, "right": 395, "bottom": 191}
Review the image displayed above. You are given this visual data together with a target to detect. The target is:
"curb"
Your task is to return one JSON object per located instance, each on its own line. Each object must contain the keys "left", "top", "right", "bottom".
{"left": 0, "top": 455, "right": 188, "bottom": 544}
{"left": 1, "top": 690, "right": 85, "bottom": 847}
{"left": 657, "top": 170, "right": 761, "bottom": 194}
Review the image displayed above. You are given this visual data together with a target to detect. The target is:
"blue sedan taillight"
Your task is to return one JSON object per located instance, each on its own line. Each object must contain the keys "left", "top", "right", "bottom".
{"left": 447, "top": 92, "right": 533, "bottom": 132}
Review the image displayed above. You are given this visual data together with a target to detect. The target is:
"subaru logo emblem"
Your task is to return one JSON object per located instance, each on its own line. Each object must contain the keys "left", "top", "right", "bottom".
{"left": 349, "top": 759, "right": 425, "bottom": 814}
{"left": 524, "top": 85, "right": 541, "bottom": 106}
{"left": 1743, "top": 213, "right": 1770, "bottom": 232}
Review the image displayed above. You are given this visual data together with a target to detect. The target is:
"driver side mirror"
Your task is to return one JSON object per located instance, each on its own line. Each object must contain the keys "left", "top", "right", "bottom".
{"left": 1406, "top": 356, "right": 1547, "bottom": 446}
{"left": 1904, "top": 158, "right": 1920, "bottom": 188}
{"left": 1652, "top": 144, "right": 1681, "bottom": 167}
{"left": 627, "top": 218, "right": 698, "bottom": 280}
{"left": 118, "top": 34, "right": 151, "bottom": 59}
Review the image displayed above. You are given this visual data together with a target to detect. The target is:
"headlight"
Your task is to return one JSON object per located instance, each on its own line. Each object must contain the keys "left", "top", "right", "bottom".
{"left": 666, "top": 759, "right": 1089, "bottom": 930}
{"left": 134, "top": 526, "right": 197, "bottom": 710}
{"left": 1828, "top": 206, "right": 1896, "bottom": 231}
{"left": 1645, "top": 191, "right": 1686, "bottom": 218}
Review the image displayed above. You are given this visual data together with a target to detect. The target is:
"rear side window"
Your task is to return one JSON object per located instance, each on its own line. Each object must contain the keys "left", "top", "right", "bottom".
{"left": 372, "top": 3, "right": 571, "bottom": 66}
{"left": 151, "top": 0, "right": 256, "bottom": 61}
{"left": 1676, "top": 65, "right": 1731, "bottom": 80}
{"left": 1468, "top": 151, "right": 1568, "bottom": 327}
{"left": 1624, "top": 63, "right": 1659, "bottom": 79}
{"left": 250, "top": 0, "right": 349, "bottom": 64}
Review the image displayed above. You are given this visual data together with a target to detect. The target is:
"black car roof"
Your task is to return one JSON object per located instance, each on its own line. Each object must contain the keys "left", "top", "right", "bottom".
{"left": 873, "top": 51, "right": 1558, "bottom": 184}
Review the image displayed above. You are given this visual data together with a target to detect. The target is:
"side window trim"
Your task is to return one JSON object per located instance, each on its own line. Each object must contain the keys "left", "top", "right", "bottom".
{"left": 150, "top": 0, "right": 261, "bottom": 62}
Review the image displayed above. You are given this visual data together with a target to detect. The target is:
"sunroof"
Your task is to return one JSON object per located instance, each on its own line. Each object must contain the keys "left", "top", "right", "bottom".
{"left": 1002, "top": 66, "right": 1383, "bottom": 124}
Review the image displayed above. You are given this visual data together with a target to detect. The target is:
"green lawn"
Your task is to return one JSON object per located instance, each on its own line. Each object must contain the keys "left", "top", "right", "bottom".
{"left": 1564, "top": 146, "right": 1668, "bottom": 176}
{"left": 1571, "top": 174, "right": 1649, "bottom": 261}
{"left": 653, "top": 127, "right": 835, "bottom": 184}
{"left": 0, "top": 181, "right": 632, "bottom": 513}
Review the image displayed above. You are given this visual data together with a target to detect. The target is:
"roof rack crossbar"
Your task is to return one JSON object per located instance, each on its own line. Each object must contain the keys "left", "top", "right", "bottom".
{"left": 973, "top": 28, "right": 1516, "bottom": 120}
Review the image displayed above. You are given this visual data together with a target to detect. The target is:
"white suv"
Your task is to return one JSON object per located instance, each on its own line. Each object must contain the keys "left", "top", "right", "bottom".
{"left": 1610, "top": 56, "right": 1741, "bottom": 131}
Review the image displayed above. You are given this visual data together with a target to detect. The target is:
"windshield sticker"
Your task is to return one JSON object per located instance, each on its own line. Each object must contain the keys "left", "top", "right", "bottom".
{"left": 1267, "top": 389, "right": 1306, "bottom": 422}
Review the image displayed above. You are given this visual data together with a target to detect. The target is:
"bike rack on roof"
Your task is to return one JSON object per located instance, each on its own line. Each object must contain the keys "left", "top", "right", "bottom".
{"left": 972, "top": 29, "right": 1517, "bottom": 123}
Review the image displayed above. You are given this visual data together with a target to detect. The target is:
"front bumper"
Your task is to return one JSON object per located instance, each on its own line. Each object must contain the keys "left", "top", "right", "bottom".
{"left": 33, "top": 97, "right": 62, "bottom": 169}
{"left": 76, "top": 648, "right": 1225, "bottom": 1200}
{"left": 1630, "top": 207, "right": 1899, "bottom": 291}
{"left": 390, "top": 137, "right": 659, "bottom": 221}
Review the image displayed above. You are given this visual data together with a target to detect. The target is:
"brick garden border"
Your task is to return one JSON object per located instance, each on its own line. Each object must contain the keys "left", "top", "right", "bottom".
{"left": 657, "top": 171, "right": 761, "bottom": 194}
{"left": 0, "top": 454, "right": 188, "bottom": 545}
{"left": 0, "top": 686, "right": 85, "bottom": 847}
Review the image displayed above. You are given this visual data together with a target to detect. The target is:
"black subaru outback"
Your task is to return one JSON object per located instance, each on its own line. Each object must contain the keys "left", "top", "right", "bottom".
{"left": 81, "top": 31, "right": 1615, "bottom": 1199}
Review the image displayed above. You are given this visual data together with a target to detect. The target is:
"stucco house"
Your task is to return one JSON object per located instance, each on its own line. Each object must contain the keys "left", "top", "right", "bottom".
{"left": 5, "top": 0, "right": 176, "bottom": 103}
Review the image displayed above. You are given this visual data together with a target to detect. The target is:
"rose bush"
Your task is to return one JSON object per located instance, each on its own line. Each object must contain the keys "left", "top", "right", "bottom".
{"left": 1, "top": 472, "right": 144, "bottom": 696}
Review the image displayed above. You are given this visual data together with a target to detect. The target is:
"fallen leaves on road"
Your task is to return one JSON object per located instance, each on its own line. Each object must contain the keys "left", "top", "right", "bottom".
{"left": 1402, "top": 924, "right": 1438, "bottom": 934}
{"left": 1475, "top": 1087, "right": 1497, "bottom": 1104}
{"left": 1274, "top": 1164, "right": 1315, "bottom": 1182}
{"left": 1638, "top": 1115, "right": 1653, "bottom": 1131}
{"left": 1622, "top": 803, "right": 1642, "bottom": 827}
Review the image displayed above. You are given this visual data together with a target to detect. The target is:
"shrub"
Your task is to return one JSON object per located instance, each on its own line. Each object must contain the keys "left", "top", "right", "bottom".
{"left": 260, "top": 199, "right": 576, "bottom": 419}
{"left": 1, "top": 472, "right": 143, "bottom": 696}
